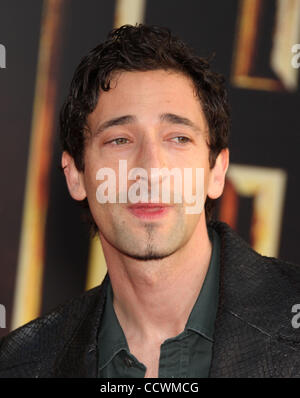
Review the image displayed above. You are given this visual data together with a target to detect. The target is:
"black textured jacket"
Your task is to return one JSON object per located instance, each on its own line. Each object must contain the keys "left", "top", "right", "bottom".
{"left": 0, "top": 221, "right": 300, "bottom": 378}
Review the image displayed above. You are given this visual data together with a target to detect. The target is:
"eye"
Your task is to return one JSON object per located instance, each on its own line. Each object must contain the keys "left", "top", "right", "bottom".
{"left": 171, "top": 136, "right": 191, "bottom": 144}
{"left": 106, "top": 137, "right": 130, "bottom": 145}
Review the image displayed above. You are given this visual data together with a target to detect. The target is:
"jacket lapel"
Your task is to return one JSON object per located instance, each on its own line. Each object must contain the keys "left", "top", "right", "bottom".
{"left": 208, "top": 221, "right": 274, "bottom": 377}
{"left": 50, "top": 276, "right": 109, "bottom": 378}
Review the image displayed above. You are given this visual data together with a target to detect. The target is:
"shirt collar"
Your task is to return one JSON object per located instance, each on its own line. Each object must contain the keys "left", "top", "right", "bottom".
{"left": 98, "top": 281, "right": 129, "bottom": 371}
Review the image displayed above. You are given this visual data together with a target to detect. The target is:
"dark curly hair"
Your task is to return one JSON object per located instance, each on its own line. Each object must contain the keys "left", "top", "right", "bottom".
{"left": 60, "top": 24, "right": 230, "bottom": 235}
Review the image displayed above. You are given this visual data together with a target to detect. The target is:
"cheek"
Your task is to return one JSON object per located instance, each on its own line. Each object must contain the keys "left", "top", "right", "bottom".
{"left": 83, "top": 164, "right": 101, "bottom": 202}
{"left": 203, "top": 168, "right": 211, "bottom": 193}
{"left": 187, "top": 156, "right": 211, "bottom": 195}
{"left": 199, "top": 152, "right": 211, "bottom": 194}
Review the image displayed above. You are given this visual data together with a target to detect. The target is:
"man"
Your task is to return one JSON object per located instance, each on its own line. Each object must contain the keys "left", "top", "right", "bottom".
{"left": 0, "top": 24, "right": 300, "bottom": 378}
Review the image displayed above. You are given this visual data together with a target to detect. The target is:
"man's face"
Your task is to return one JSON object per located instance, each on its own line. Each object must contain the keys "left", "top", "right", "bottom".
{"left": 74, "top": 70, "right": 227, "bottom": 260}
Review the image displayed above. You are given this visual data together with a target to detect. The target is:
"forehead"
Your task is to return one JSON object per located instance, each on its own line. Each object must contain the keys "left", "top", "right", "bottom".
{"left": 88, "top": 69, "right": 208, "bottom": 130}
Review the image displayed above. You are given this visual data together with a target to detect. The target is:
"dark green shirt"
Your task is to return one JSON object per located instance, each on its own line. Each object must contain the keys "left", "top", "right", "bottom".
{"left": 97, "top": 227, "right": 220, "bottom": 378}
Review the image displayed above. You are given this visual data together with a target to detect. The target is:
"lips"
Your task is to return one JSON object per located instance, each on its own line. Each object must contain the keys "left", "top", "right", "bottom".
{"left": 128, "top": 203, "right": 172, "bottom": 220}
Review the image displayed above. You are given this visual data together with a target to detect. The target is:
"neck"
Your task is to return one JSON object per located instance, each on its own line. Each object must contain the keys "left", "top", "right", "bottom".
{"left": 99, "top": 217, "right": 212, "bottom": 345}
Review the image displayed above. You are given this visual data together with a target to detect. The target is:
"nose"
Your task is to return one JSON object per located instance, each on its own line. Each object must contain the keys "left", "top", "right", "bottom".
{"left": 134, "top": 135, "right": 168, "bottom": 198}
{"left": 137, "top": 135, "right": 166, "bottom": 172}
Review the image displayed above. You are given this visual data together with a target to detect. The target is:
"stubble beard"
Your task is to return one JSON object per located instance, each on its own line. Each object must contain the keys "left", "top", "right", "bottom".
{"left": 107, "top": 206, "right": 187, "bottom": 261}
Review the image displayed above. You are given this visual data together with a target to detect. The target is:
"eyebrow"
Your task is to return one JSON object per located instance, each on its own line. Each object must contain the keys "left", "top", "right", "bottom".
{"left": 159, "top": 113, "right": 200, "bottom": 132}
{"left": 94, "top": 115, "right": 137, "bottom": 136}
{"left": 93, "top": 112, "right": 201, "bottom": 136}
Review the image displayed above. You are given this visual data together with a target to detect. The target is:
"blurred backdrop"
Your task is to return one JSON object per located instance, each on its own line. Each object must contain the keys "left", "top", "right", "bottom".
{"left": 0, "top": 0, "right": 299, "bottom": 337}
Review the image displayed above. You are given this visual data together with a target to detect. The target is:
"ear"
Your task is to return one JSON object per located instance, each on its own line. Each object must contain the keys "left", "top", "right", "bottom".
{"left": 207, "top": 148, "right": 229, "bottom": 200}
{"left": 62, "top": 151, "right": 87, "bottom": 201}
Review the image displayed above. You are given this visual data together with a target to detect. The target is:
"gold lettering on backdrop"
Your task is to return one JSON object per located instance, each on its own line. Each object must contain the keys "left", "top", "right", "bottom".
{"left": 11, "top": 0, "right": 65, "bottom": 330}
{"left": 232, "top": 0, "right": 300, "bottom": 91}
{"left": 271, "top": 0, "right": 300, "bottom": 90}
{"left": 220, "top": 164, "right": 287, "bottom": 258}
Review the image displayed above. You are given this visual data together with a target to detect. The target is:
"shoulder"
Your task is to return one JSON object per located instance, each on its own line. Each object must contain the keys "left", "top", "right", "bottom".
{"left": 210, "top": 219, "right": 300, "bottom": 290}
{"left": 209, "top": 221, "right": 300, "bottom": 376}
{"left": 210, "top": 220, "right": 300, "bottom": 334}
{"left": 0, "top": 279, "right": 107, "bottom": 377}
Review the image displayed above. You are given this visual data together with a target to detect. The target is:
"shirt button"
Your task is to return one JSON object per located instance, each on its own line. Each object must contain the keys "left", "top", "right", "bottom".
{"left": 124, "top": 357, "right": 134, "bottom": 368}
